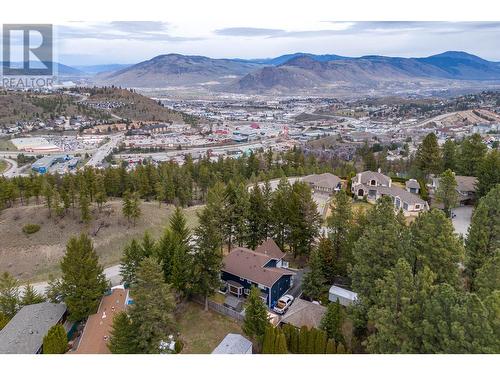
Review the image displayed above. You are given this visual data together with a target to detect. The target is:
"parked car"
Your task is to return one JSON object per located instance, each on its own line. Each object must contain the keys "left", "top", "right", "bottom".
{"left": 273, "top": 294, "right": 294, "bottom": 314}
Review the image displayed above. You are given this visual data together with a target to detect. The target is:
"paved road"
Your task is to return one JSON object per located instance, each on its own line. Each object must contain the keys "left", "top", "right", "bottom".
{"left": 86, "top": 133, "right": 124, "bottom": 168}
{"left": 0, "top": 157, "right": 29, "bottom": 178}
{"left": 25, "top": 264, "right": 122, "bottom": 296}
{"left": 451, "top": 206, "right": 473, "bottom": 237}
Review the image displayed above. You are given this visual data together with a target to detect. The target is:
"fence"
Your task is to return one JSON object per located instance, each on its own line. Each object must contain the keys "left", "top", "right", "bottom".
{"left": 193, "top": 296, "right": 245, "bottom": 322}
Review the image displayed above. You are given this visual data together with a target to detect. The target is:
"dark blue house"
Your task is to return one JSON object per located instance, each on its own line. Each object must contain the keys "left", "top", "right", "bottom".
{"left": 221, "top": 239, "right": 294, "bottom": 308}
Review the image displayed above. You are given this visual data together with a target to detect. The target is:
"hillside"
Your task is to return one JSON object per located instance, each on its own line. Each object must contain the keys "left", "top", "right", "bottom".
{"left": 96, "top": 53, "right": 261, "bottom": 88}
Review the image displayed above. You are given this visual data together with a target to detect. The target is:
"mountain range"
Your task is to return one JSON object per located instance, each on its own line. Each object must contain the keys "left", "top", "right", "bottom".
{"left": 61, "top": 51, "right": 500, "bottom": 93}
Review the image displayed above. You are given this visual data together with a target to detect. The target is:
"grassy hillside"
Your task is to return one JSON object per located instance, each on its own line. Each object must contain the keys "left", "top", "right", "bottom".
{"left": 0, "top": 199, "right": 202, "bottom": 281}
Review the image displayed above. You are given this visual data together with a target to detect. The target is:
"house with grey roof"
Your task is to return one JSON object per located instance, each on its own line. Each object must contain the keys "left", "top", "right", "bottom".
{"left": 428, "top": 174, "right": 478, "bottom": 205}
{"left": 302, "top": 173, "right": 342, "bottom": 195}
{"left": 0, "top": 302, "right": 67, "bottom": 354}
{"left": 352, "top": 170, "right": 428, "bottom": 216}
{"left": 212, "top": 333, "right": 252, "bottom": 354}
{"left": 280, "top": 299, "right": 326, "bottom": 329}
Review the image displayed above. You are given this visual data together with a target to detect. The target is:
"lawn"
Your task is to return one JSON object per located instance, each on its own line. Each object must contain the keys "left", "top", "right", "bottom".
{"left": 176, "top": 302, "right": 245, "bottom": 354}
{"left": 352, "top": 201, "right": 372, "bottom": 215}
{"left": 0, "top": 138, "right": 15, "bottom": 151}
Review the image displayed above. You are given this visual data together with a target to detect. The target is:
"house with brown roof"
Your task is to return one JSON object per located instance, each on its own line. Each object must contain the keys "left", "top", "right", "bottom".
{"left": 428, "top": 174, "right": 478, "bottom": 205}
{"left": 280, "top": 299, "right": 326, "bottom": 329}
{"left": 221, "top": 240, "right": 294, "bottom": 308}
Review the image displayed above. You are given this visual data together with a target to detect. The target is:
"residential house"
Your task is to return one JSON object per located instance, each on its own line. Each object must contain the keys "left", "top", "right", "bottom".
{"left": 428, "top": 174, "right": 478, "bottom": 205}
{"left": 221, "top": 240, "right": 294, "bottom": 308}
{"left": 212, "top": 333, "right": 252, "bottom": 354}
{"left": 351, "top": 170, "right": 428, "bottom": 216}
{"left": 302, "top": 173, "right": 342, "bottom": 195}
{"left": 405, "top": 179, "right": 420, "bottom": 194}
{"left": 0, "top": 302, "right": 68, "bottom": 354}
{"left": 280, "top": 299, "right": 326, "bottom": 329}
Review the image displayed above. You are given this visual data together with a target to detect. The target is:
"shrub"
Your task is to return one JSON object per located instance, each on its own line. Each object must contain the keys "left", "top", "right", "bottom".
{"left": 22, "top": 223, "right": 40, "bottom": 235}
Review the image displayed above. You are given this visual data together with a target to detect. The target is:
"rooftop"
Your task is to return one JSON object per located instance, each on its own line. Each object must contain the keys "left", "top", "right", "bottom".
{"left": 280, "top": 299, "right": 326, "bottom": 329}
{"left": 302, "top": 173, "right": 342, "bottom": 190}
{"left": 254, "top": 238, "right": 285, "bottom": 260}
{"left": 329, "top": 285, "right": 358, "bottom": 301}
{"left": 0, "top": 302, "right": 67, "bottom": 354}
{"left": 211, "top": 333, "right": 252, "bottom": 354}
{"left": 223, "top": 247, "right": 293, "bottom": 288}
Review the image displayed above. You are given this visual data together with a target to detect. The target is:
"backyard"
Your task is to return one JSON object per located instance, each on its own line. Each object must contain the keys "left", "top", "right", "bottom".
{"left": 176, "top": 302, "right": 245, "bottom": 354}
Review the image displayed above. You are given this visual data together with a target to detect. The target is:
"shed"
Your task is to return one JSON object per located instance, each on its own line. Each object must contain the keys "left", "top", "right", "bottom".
{"left": 328, "top": 285, "right": 358, "bottom": 306}
{"left": 211, "top": 333, "right": 252, "bottom": 354}
{"left": 280, "top": 299, "right": 326, "bottom": 329}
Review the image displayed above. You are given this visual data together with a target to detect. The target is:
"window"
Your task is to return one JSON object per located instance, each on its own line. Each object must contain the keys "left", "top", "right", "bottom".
{"left": 371, "top": 180, "right": 376, "bottom": 186}
{"left": 239, "top": 277, "right": 244, "bottom": 281}
{"left": 244, "top": 288, "right": 250, "bottom": 295}
{"left": 403, "top": 202, "right": 409, "bottom": 211}
{"left": 258, "top": 284, "right": 266, "bottom": 290}
{"left": 415, "top": 204, "right": 420, "bottom": 209}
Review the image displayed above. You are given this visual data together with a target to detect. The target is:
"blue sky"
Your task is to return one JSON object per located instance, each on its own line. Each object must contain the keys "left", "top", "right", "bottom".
{"left": 49, "top": 21, "right": 500, "bottom": 65}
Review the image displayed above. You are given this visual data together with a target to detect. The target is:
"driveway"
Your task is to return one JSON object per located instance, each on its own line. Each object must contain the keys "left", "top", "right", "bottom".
{"left": 287, "top": 267, "right": 306, "bottom": 298}
{"left": 451, "top": 206, "right": 473, "bottom": 237}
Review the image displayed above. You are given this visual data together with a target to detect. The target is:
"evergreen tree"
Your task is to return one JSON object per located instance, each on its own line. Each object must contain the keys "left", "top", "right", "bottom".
{"left": 325, "top": 338, "right": 336, "bottom": 354}
{"left": 442, "top": 139, "right": 457, "bottom": 172}
{"left": 42, "top": 180, "right": 54, "bottom": 217}
{"left": 327, "top": 190, "right": 354, "bottom": 277}
{"left": 274, "top": 329, "right": 288, "bottom": 354}
{"left": 122, "top": 190, "right": 132, "bottom": 224}
{"left": 155, "top": 229, "right": 176, "bottom": 282}
{"left": 314, "top": 329, "right": 327, "bottom": 354}
{"left": 223, "top": 181, "right": 249, "bottom": 250}
{"left": 474, "top": 252, "right": 500, "bottom": 298}
{"left": 435, "top": 169, "right": 458, "bottom": 218}
{"left": 302, "top": 248, "right": 326, "bottom": 301}
{"left": 108, "top": 311, "right": 139, "bottom": 354}
{"left": 320, "top": 301, "right": 345, "bottom": 344}
{"left": 270, "top": 177, "right": 291, "bottom": 250}
{"left": 0, "top": 272, "right": 20, "bottom": 318}
{"left": 476, "top": 150, "right": 500, "bottom": 199}
{"left": 247, "top": 183, "right": 267, "bottom": 249}
{"left": 351, "top": 196, "right": 407, "bottom": 308}
{"left": 409, "top": 209, "right": 464, "bottom": 286}
{"left": 130, "top": 191, "right": 141, "bottom": 226}
{"left": 191, "top": 185, "right": 224, "bottom": 311}
{"left": 59, "top": 234, "right": 108, "bottom": 321}
{"left": 243, "top": 287, "right": 269, "bottom": 342}
{"left": 130, "top": 257, "right": 176, "bottom": 353}
{"left": 317, "top": 236, "right": 336, "bottom": 284}
{"left": 42, "top": 324, "right": 68, "bottom": 354}
{"left": 170, "top": 238, "right": 192, "bottom": 299}
{"left": 415, "top": 133, "right": 442, "bottom": 177}
{"left": 79, "top": 190, "right": 91, "bottom": 224}
{"left": 120, "top": 239, "right": 147, "bottom": 286}
{"left": 298, "top": 326, "right": 308, "bottom": 354}
{"left": 457, "top": 133, "right": 487, "bottom": 176}
{"left": 262, "top": 326, "right": 276, "bottom": 354}
{"left": 95, "top": 176, "right": 107, "bottom": 212}
{"left": 465, "top": 185, "right": 500, "bottom": 291}
{"left": 21, "top": 283, "right": 45, "bottom": 306}
{"left": 169, "top": 206, "right": 191, "bottom": 245}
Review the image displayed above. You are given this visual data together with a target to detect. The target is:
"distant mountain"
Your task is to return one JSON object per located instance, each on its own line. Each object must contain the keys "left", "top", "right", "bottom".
{"left": 231, "top": 51, "right": 500, "bottom": 92}
{"left": 89, "top": 51, "right": 500, "bottom": 92}
{"left": 232, "top": 52, "right": 347, "bottom": 66}
{"left": 1, "top": 61, "right": 84, "bottom": 76}
{"left": 73, "top": 64, "right": 133, "bottom": 75}
{"left": 96, "top": 53, "right": 262, "bottom": 87}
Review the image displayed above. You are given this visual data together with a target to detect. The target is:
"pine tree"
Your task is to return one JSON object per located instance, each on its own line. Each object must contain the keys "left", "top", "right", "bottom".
{"left": 465, "top": 185, "right": 500, "bottom": 291}
{"left": 155, "top": 229, "right": 176, "bottom": 282}
{"left": 42, "top": 180, "right": 54, "bottom": 217}
{"left": 476, "top": 150, "right": 500, "bottom": 199}
{"left": 21, "top": 283, "right": 45, "bottom": 306}
{"left": 120, "top": 239, "right": 146, "bottom": 286}
{"left": 415, "top": 133, "right": 442, "bottom": 177}
{"left": 262, "top": 326, "right": 276, "bottom": 354}
{"left": 270, "top": 177, "right": 291, "bottom": 250}
{"left": 95, "top": 176, "right": 107, "bottom": 212}
{"left": 42, "top": 324, "right": 68, "bottom": 354}
{"left": 435, "top": 169, "right": 458, "bottom": 218}
{"left": 191, "top": 185, "right": 224, "bottom": 310}
{"left": 409, "top": 208, "right": 464, "bottom": 286}
{"left": 474, "top": 252, "right": 500, "bottom": 298}
{"left": 317, "top": 237, "right": 336, "bottom": 284}
{"left": 320, "top": 301, "right": 345, "bottom": 344}
{"left": 130, "top": 257, "right": 176, "bottom": 353}
{"left": 79, "top": 190, "right": 91, "bottom": 224}
{"left": 169, "top": 206, "right": 191, "bottom": 245}
{"left": 170, "top": 239, "right": 192, "bottom": 299}
{"left": 243, "top": 287, "right": 269, "bottom": 342}
{"left": 442, "top": 139, "right": 457, "bottom": 171}
{"left": 247, "top": 183, "right": 267, "bottom": 249}
{"left": 130, "top": 191, "right": 141, "bottom": 226}
{"left": 302, "top": 248, "right": 326, "bottom": 301}
{"left": 122, "top": 190, "right": 132, "bottom": 224}
{"left": 60, "top": 234, "right": 108, "bottom": 321}
{"left": 457, "top": 133, "right": 487, "bottom": 176}
{"left": 327, "top": 190, "right": 354, "bottom": 277}
{"left": 223, "top": 181, "right": 249, "bottom": 250}
{"left": 108, "top": 311, "right": 139, "bottom": 354}
{"left": 0, "top": 272, "right": 20, "bottom": 318}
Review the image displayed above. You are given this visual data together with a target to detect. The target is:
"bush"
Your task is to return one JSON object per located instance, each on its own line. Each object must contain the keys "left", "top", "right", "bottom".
{"left": 43, "top": 324, "right": 68, "bottom": 354}
{"left": 22, "top": 223, "right": 40, "bottom": 235}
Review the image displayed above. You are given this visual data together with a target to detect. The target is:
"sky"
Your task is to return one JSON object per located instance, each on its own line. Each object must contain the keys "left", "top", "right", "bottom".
{"left": 26, "top": 21, "right": 500, "bottom": 65}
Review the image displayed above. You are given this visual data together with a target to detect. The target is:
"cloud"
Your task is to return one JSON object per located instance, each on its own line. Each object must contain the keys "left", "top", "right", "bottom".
{"left": 57, "top": 21, "right": 203, "bottom": 42}
{"left": 214, "top": 27, "right": 285, "bottom": 37}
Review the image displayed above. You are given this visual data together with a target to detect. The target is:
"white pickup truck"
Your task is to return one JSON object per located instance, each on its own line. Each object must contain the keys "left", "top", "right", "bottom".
{"left": 273, "top": 294, "right": 294, "bottom": 314}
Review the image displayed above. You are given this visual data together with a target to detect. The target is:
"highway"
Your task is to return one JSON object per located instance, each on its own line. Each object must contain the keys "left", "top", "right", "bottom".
{"left": 85, "top": 133, "right": 124, "bottom": 168}
{"left": 0, "top": 157, "right": 29, "bottom": 178}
